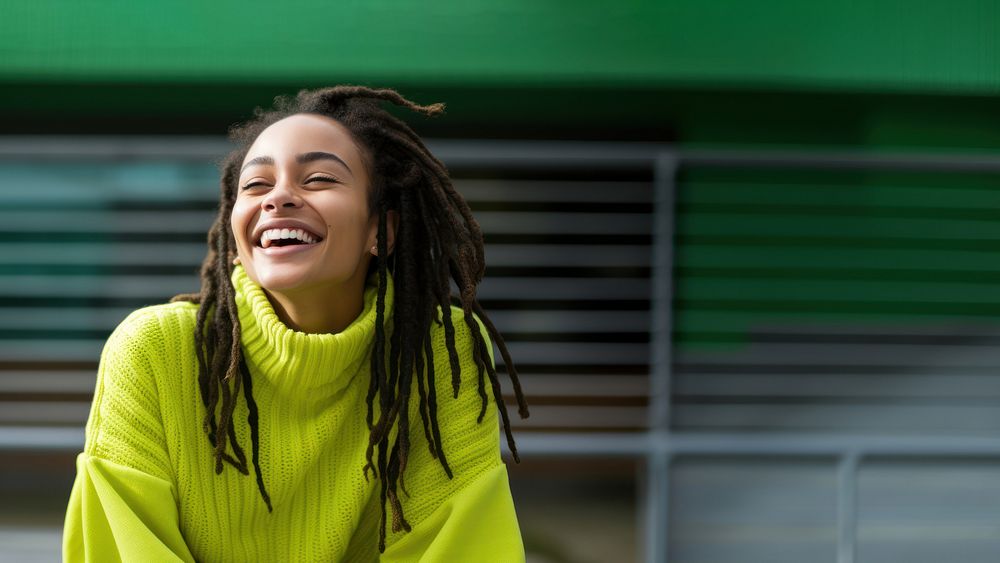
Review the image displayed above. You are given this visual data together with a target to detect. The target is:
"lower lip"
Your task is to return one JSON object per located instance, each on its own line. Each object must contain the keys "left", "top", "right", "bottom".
{"left": 255, "top": 242, "right": 321, "bottom": 257}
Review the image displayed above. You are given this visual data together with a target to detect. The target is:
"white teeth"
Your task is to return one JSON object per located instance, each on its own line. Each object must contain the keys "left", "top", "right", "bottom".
{"left": 257, "top": 227, "right": 320, "bottom": 248}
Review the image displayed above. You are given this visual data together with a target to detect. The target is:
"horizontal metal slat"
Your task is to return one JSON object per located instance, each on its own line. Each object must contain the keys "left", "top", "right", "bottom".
{"left": 0, "top": 276, "right": 198, "bottom": 298}
{"left": 0, "top": 341, "right": 103, "bottom": 362}
{"left": 0, "top": 402, "right": 90, "bottom": 425}
{"left": 677, "top": 278, "right": 1000, "bottom": 304}
{"left": 502, "top": 374, "right": 648, "bottom": 397}
{"left": 456, "top": 179, "right": 652, "bottom": 203}
{"left": 677, "top": 245, "right": 1000, "bottom": 271}
{"left": 676, "top": 343, "right": 1000, "bottom": 368}
{"left": 0, "top": 243, "right": 205, "bottom": 265}
{"left": 478, "top": 277, "right": 649, "bottom": 300}
{"left": 722, "top": 322, "right": 1000, "bottom": 338}
{"left": 502, "top": 342, "right": 650, "bottom": 366}
{"left": 680, "top": 213, "right": 1000, "bottom": 241}
{"left": 508, "top": 405, "right": 646, "bottom": 430}
{"left": 0, "top": 308, "right": 134, "bottom": 330}
{"left": 675, "top": 404, "right": 1000, "bottom": 433}
{"left": 486, "top": 245, "right": 651, "bottom": 267}
{"left": 0, "top": 371, "right": 95, "bottom": 393}
{"left": 487, "top": 310, "right": 651, "bottom": 333}
{"left": 476, "top": 212, "right": 652, "bottom": 235}
{"left": 681, "top": 181, "right": 1000, "bottom": 210}
{"left": 676, "top": 311, "right": 1000, "bottom": 333}
{"left": 675, "top": 374, "right": 1000, "bottom": 399}
{"left": 0, "top": 211, "right": 214, "bottom": 233}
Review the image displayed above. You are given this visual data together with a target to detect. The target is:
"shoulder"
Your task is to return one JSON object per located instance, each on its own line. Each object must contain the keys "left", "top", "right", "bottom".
{"left": 426, "top": 304, "right": 494, "bottom": 366}
{"left": 85, "top": 301, "right": 199, "bottom": 476}
{"left": 99, "top": 299, "right": 199, "bottom": 377}
{"left": 422, "top": 303, "right": 501, "bottom": 463}
{"left": 105, "top": 301, "right": 199, "bottom": 357}
{"left": 113, "top": 300, "right": 199, "bottom": 337}
{"left": 390, "top": 305, "right": 506, "bottom": 541}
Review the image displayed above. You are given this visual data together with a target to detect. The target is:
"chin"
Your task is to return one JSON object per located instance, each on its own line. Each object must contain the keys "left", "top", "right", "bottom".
{"left": 249, "top": 265, "right": 316, "bottom": 293}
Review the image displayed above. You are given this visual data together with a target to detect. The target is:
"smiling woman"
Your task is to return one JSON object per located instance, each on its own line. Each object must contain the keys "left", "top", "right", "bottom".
{"left": 62, "top": 86, "right": 529, "bottom": 562}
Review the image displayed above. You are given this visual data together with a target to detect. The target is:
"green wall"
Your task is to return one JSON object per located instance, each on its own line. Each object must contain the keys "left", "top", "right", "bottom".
{"left": 3, "top": 1, "right": 1000, "bottom": 92}
{"left": 1, "top": 1, "right": 998, "bottom": 146}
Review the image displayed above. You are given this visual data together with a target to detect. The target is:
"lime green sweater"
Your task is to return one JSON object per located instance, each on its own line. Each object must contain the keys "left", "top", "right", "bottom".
{"left": 63, "top": 265, "right": 524, "bottom": 562}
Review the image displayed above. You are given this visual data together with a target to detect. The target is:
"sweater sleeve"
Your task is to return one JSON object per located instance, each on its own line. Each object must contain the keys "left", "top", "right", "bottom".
{"left": 63, "top": 454, "right": 196, "bottom": 563}
{"left": 63, "top": 308, "right": 196, "bottom": 563}
{"left": 380, "top": 307, "right": 525, "bottom": 562}
{"left": 379, "top": 464, "right": 524, "bottom": 562}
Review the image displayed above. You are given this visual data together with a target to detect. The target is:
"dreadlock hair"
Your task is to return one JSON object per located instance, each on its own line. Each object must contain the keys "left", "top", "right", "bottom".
{"left": 170, "top": 85, "right": 529, "bottom": 552}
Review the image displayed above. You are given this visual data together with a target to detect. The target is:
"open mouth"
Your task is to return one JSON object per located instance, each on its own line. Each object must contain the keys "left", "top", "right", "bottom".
{"left": 256, "top": 228, "right": 323, "bottom": 249}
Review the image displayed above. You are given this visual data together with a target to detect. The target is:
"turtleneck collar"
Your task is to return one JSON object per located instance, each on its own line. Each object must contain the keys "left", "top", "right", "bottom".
{"left": 231, "top": 264, "right": 393, "bottom": 396}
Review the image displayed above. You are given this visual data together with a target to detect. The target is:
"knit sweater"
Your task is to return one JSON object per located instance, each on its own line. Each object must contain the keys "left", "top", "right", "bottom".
{"left": 63, "top": 265, "right": 524, "bottom": 562}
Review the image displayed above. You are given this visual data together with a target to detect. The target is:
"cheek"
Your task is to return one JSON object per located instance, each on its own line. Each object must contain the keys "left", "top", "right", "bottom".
{"left": 230, "top": 202, "right": 256, "bottom": 246}
{"left": 324, "top": 200, "right": 371, "bottom": 240}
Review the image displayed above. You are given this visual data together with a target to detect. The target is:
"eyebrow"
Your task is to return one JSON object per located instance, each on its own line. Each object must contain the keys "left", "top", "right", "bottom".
{"left": 240, "top": 151, "right": 353, "bottom": 176}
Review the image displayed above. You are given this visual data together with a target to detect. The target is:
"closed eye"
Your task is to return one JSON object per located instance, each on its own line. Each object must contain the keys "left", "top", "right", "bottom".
{"left": 307, "top": 176, "right": 340, "bottom": 184}
{"left": 240, "top": 181, "right": 269, "bottom": 191}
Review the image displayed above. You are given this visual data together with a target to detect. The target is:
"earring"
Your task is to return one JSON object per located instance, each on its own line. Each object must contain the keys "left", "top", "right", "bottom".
{"left": 232, "top": 257, "right": 241, "bottom": 265}
{"left": 371, "top": 245, "right": 378, "bottom": 256}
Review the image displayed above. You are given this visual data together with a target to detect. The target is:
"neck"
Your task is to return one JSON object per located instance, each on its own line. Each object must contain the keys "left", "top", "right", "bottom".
{"left": 263, "top": 278, "right": 366, "bottom": 334}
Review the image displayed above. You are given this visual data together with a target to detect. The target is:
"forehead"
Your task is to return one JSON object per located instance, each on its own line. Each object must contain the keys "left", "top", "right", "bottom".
{"left": 242, "top": 113, "right": 363, "bottom": 166}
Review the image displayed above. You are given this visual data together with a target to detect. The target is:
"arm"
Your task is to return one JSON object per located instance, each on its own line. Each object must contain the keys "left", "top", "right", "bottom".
{"left": 380, "top": 307, "right": 525, "bottom": 562}
{"left": 63, "top": 308, "right": 196, "bottom": 563}
{"left": 63, "top": 455, "right": 195, "bottom": 562}
{"left": 379, "top": 464, "right": 523, "bottom": 562}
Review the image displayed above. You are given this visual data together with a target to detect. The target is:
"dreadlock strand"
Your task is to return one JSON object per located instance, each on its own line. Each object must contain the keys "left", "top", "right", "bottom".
{"left": 312, "top": 85, "right": 446, "bottom": 119}
{"left": 410, "top": 190, "right": 447, "bottom": 460}
{"left": 473, "top": 300, "right": 530, "bottom": 419}
{"left": 413, "top": 336, "right": 435, "bottom": 456}
{"left": 209, "top": 226, "right": 240, "bottom": 472}
{"left": 364, "top": 211, "right": 391, "bottom": 481}
{"left": 225, "top": 420, "right": 249, "bottom": 475}
{"left": 221, "top": 261, "right": 249, "bottom": 472}
{"left": 376, "top": 438, "right": 389, "bottom": 552}
{"left": 385, "top": 439, "right": 412, "bottom": 534}
{"left": 423, "top": 336, "right": 452, "bottom": 477}
{"left": 488, "top": 358, "right": 522, "bottom": 463}
{"left": 465, "top": 310, "right": 490, "bottom": 424}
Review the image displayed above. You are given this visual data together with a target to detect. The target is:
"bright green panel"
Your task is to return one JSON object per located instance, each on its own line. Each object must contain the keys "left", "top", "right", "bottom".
{"left": 2, "top": 1, "right": 999, "bottom": 94}
{"left": 674, "top": 167, "right": 1000, "bottom": 349}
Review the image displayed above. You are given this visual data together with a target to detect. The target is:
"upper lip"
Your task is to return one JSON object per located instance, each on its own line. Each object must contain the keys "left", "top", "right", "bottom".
{"left": 251, "top": 219, "right": 325, "bottom": 246}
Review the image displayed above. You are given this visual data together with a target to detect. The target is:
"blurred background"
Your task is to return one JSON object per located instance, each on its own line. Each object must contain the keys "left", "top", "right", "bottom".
{"left": 2, "top": 1, "right": 1000, "bottom": 562}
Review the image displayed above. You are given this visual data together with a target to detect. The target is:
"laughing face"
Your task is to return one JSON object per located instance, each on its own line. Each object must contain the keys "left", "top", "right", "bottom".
{"left": 231, "top": 113, "right": 378, "bottom": 298}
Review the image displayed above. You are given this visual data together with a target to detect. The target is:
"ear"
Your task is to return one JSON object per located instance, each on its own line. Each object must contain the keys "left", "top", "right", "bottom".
{"left": 369, "top": 209, "right": 400, "bottom": 255}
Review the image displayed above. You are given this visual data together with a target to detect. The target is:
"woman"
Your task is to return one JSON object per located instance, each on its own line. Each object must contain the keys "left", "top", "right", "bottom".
{"left": 63, "top": 86, "right": 529, "bottom": 561}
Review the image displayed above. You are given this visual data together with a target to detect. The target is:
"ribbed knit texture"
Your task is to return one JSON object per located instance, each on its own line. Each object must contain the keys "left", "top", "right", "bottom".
{"left": 67, "top": 265, "right": 517, "bottom": 562}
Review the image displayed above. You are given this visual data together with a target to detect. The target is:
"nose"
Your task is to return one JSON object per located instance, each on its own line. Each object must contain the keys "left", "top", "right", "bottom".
{"left": 260, "top": 182, "right": 304, "bottom": 212}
